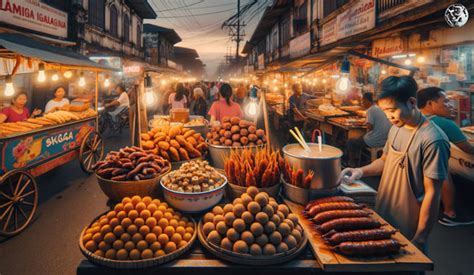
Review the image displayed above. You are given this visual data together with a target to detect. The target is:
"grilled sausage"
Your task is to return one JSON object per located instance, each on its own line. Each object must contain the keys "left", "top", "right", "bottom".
{"left": 305, "top": 196, "right": 355, "bottom": 211}
{"left": 312, "top": 209, "right": 372, "bottom": 225}
{"left": 334, "top": 239, "right": 404, "bottom": 256}
{"left": 315, "top": 217, "right": 382, "bottom": 234}
{"left": 306, "top": 202, "right": 363, "bottom": 217}
{"left": 324, "top": 228, "right": 398, "bottom": 245}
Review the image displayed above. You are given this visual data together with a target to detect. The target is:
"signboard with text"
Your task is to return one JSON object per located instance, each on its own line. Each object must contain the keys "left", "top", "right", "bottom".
{"left": 320, "top": 18, "right": 337, "bottom": 46}
{"left": 0, "top": 0, "right": 68, "bottom": 38}
{"left": 290, "top": 32, "right": 311, "bottom": 59}
{"left": 372, "top": 37, "right": 403, "bottom": 57}
{"left": 336, "top": 0, "right": 375, "bottom": 40}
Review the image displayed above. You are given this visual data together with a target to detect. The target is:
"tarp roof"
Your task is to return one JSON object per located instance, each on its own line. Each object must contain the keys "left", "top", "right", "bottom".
{"left": 0, "top": 33, "right": 118, "bottom": 71}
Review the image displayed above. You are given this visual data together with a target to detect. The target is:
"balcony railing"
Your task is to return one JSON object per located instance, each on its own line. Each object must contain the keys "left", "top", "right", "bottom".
{"left": 377, "top": 0, "right": 407, "bottom": 13}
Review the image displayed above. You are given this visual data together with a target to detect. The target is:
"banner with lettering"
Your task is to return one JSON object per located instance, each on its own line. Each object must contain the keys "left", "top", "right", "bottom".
{"left": 336, "top": 0, "right": 375, "bottom": 40}
{"left": 0, "top": 0, "right": 68, "bottom": 38}
{"left": 1, "top": 120, "right": 93, "bottom": 170}
{"left": 372, "top": 37, "right": 403, "bottom": 58}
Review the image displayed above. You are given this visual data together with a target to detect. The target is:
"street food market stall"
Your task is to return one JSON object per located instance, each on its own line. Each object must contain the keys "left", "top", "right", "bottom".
{"left": 0, "top": 33, "right": 116, "bottom": 237}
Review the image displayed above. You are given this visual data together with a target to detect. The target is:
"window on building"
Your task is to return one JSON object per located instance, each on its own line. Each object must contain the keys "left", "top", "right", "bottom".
{"left": 323, "top": 0, "right": 349, "bottom": 18}
{"left": 123, "top": 14, "right": 130, "bottom": 42}
{"left": 136, "top": 25, "right": 142, "bottom": 47}
{"left": 281, "top": 16, "right": 291, "bottom": 45}
{"left": 88, "top": 0, "right": 105, "bottom": 28}
{"left": 109, "top": 5, "right": 118, "bottom": 37}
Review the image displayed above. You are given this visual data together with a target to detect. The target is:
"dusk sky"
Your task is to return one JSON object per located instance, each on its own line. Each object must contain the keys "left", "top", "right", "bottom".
{"left": 145, "top": 0, "right": 268, "bottom": 77}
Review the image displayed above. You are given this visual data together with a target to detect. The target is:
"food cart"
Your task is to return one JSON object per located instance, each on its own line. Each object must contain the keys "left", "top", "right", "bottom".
{"left": 0, "top": 33, "right": 116, "bottom": 237}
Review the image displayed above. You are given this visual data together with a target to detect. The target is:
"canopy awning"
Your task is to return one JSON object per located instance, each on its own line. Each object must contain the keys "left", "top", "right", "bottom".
{"left": 0, "top": 33, "right": 118, "bottom": 71}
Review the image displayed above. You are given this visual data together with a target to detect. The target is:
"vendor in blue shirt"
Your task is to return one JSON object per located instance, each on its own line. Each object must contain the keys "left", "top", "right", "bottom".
{"left": 288, "top": 83, "right": 310, "bottom": 128}
{"left": 418, "top": 87, "right": 474, "bottom": 227}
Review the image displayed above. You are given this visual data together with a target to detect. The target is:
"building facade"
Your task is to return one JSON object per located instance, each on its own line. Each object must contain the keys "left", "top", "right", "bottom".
{"left": 143, "top": 24, "right": 182, "bottom": 68}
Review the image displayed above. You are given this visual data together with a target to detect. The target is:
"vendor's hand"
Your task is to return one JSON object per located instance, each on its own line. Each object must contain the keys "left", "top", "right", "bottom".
{"left": 338, "top": 168, "right": 363, "bottom": 184}
{"left": 32, "top": 108, "right": 42, "bottom": 116}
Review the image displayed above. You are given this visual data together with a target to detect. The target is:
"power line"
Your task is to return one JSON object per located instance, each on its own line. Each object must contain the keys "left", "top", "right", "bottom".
{"left": 155, "top": 8, "right": 236, "bottom": 18}
{"left": 154, "top": 0, "right": 204, "bottom": 12}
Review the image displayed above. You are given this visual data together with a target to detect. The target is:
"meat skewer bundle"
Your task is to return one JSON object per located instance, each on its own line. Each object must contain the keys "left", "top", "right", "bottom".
{"left": 303, "top": 196, "right": 404, "bottom": 256}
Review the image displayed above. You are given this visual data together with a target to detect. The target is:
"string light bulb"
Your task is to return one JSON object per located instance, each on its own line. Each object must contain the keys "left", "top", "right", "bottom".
{"left": 381, "top": 69, "right": 387, "bottom": 75}
{"left": 37, "top": 63, "right": 46, "bottom": 82}
{"left": 161, "top": 79, "right": 167, "bottom": 85}
{"left": 417, "top": 56, "right": 425, "bottom": 63}
{"left": 64, "top": 71, "right": 72, "bottom": 78}
{"left": 246, "top": 86, "right": 259, "bottom": 117}
{"left": 52, "top": 73, "right": 59, "bottom": 81}
{"left": 78, "top": 72, "right": 86, "bottom": 87}
{"left": 104, "top": 75, "right": 110, "bottom": 87}
{"left": 404, "top": 59, "right": 412, "bottom": 65}
{"left": 4, "top": 75, "right": 14, "bottom": 96}
{"left": 335, "top": 57, "right": 351, "bottom": 95}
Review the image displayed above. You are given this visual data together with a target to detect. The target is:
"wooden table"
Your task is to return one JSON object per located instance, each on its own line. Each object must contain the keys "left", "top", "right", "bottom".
{"left": 77, "top": 243, "right": 419, "bottom": 275}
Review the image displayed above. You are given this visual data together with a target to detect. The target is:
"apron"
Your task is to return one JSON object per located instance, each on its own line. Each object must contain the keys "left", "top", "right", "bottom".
{"left": 375, "top": 121, "right": 423, "bottom": 240}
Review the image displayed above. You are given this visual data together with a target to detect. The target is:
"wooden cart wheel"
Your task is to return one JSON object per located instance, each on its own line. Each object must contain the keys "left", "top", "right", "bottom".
{"left": 80, "top": 131, "right": 105, "bottom": 173}
{"left": 0, "top": 170, "right": 38, "bottom": 237}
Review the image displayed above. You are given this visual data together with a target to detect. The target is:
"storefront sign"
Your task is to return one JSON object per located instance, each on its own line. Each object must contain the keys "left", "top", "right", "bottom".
{"left": 290, "top": 32, "right": 311, "bottom": 59}
{"left": 372, "top": 37, "right": 403, "bottom": 57}
{"left": 123, "top": 65, "right": 142, "bottom": 74}
{"left": 1, "top": 121, "right": 94, "bottom": 170}
{"left": 0, "top": 0, "right": 68, "bottom": 38}
{"left": 336, "top": 0, "right": 375, "bottom": 40}
{"left": 258, "top": 54, "right": 265, "bottom": 70}
{"left": 321, "top": 18, "right": 337, "bottom": 46}
{"left": 89, "top": 56, "right": 122, "bottom": 70}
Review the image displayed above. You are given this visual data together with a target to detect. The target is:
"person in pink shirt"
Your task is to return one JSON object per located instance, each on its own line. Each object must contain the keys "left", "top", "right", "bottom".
{"left": 0, "top": 92, "right": 41, "bottom": 123}
{"left": 208, "top": 83, "right": 243, "bottom": 124}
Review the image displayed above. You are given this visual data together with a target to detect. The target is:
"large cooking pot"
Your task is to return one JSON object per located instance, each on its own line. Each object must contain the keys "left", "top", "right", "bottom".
{"left": 282, "top": 143, "right": 343, "bottom": 190}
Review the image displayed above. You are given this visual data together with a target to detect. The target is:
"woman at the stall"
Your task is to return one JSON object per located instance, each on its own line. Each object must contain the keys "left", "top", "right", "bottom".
{"left": 208, "top": 83, "right": 243, "bottom": 124}
{"left": 45, "top": 86, "right": 70, "bottom": 113}
{"left": 340, "top": 76, "right": 450, "bottom": 251}
{"left": 190, "top": 87, "right": 208, "bottom": 117}
{"left": 0, "top": 92, "right": 42, "bottom": 123}
{"left": 168, "top": 83, "right": 188, "bottom": 111}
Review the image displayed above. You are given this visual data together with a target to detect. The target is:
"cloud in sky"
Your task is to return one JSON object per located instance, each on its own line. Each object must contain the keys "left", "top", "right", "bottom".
{"left": 145, "top": 0, "right": 266, "bottom": 77}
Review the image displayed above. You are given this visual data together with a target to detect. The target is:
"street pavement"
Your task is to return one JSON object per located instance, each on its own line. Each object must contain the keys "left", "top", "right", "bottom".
{"left": 0, "top": 130, "right": 472, "bottom": 275}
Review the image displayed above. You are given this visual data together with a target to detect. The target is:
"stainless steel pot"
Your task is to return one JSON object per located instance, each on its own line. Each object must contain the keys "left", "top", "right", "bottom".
{"left": 207, "top": 142, "right": 265, "bottom": 169}
{"left": 282, "top": 143, "right": 343, "bottom": 190}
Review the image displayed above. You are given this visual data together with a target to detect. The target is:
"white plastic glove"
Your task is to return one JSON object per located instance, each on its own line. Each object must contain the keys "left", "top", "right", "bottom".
{"left": 339, "top": 168, "right": 363, "bottom": 184}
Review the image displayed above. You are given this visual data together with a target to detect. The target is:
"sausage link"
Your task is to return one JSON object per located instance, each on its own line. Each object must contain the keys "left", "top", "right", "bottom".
{"left": 324, "top": 228, "right": 398, "bottom": 245}
{"left": 312, "top": 209, "right": 372, "bottom": 225}
{"left": 334, "top": 239, "right": 403, "bottom": 256}
{"left": 306, "top": 202, "right": 363, "bottom": 217}
{"left": 305, "top": 196, "right": 355, "bottom": 211}
{"left": 316, "top": 217, "right": 382, "bottom": 234}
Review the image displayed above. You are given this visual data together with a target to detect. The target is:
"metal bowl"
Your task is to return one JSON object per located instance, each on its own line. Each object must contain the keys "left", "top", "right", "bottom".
{"left": 207, "top": 142, "right": 265, "bottom": 169}
{"left": 160, "top": 172, "right": 228, "bottom": 213}
{"left": 282, "top": 143, "right": 343, "bottom": 191}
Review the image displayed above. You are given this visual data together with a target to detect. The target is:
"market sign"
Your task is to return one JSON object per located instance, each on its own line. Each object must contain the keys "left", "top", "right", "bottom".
{"left": 290, "top": 32, "right": 311, "bottom": 59}
{"left": 1, "top": 121, "right": 94, "bottom": 171}
{"left": 320, "top": 18, "right": 337, "bottom": 46}
{"left": 372, "top": 37, "right": 403, "bottom": 58}
{"left": 0, "top": 0, "right": 68, "bottom": 38}
{"left": 336, "top": 0, "right": 375, "bottom": 40}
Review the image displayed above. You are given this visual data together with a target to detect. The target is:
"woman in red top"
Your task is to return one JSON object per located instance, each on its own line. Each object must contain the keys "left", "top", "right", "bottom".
{"left": 0, "top": 93, "right": 42, "bottom": 123}
{"left": 208, "top": 83, "right": 243, "bottom": 124}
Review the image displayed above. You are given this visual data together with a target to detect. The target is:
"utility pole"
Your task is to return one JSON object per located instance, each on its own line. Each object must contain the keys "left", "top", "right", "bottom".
{"left": 236, "top": 0, "right": 241, "bottom": 61}
{"left": 223, "top": 0, "right": 245, "bottom": 64}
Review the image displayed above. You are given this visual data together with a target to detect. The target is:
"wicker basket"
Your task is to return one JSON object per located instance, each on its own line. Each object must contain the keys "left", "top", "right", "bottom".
{"left": 226, "top": 181, "right": 281, "bottom": 200}
{"left": 197, "top": 220, "right": 307, "bottom": 265}
{"left": 79, "top": 213, "right": 197, "bottom": 269}
{"left": 96, "top": 163, "right": 171, "bottom": 202}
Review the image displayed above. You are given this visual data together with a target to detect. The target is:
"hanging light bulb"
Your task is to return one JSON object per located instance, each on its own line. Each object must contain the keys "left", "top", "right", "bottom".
{"left": 78, "top": 72, "right": 86, "bottom": 87}
{"left": 51, "top": 73, "right": 59, "bottom": 81}
{"left": 246, "top": 86, "right": 259, "bottom": 117}
{"left": 160, "top": 79, "right": 167, "bottom": 85}
{"left": 273, "top": 86, "right": 278, "bottom": 92}
{"left": 63, "top": 71, "right": 72, "bottom": 78}
{"left": 335, "top": 57, "right": 351, "bottom": 95}
{"left": 417, "top": 56, "right": 425, "bottom": 63}
{"left": 404, "top": 59, "right": 412, "bottom": 65}
{"left": 322, "top": 79, "right": 327, "bottom": 84}
{"left": 284, "top": 83, "right": 288, "bottom": 88}
{"left": 104, "top": 75, "right": 110, "bottom": 87}
{"left": 272, "top": 79, "right": 277, "bottom": 83}
{"left": 4, "top": 75, "right": 15, "bottom": 96}
{"left": 381, "top": 69, "right": 387, "bottom": 75}
{"left": 37, "top": 63, "right": 46, "bottom": 82}
{"left": 264, "top": 81, "right": 268, "bottom": 85}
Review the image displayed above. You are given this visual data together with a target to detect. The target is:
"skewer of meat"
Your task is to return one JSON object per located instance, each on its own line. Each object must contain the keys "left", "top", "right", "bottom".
{"left": 315, "top": 217, "right": 383, "bottom": 234}
{"left": 312, "top": 209, "right": 372, "bottom": 225}
{"left": 334, "top": 239, "right": 405, "bottom": 256}
{"left": 305, "top": 202, "right": 364, "bottom": 217}
{"left": 305, "top": 196, "right": 355, "bottom": 211}
{"left": 323, "top": 228, "right": 398, "bottom": 245}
